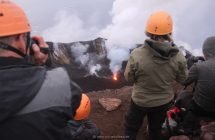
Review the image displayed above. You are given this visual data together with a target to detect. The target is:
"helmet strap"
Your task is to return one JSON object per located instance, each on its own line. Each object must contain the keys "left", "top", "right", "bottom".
{"left": 0, "top": 32, "right": 32, "bottom": 58}
{"left": 0, "top": 41, "right": 26, "bottom": 58}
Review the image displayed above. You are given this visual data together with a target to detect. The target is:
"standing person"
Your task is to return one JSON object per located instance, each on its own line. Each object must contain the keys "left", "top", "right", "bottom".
{"left": 124, "top": 11, "right": 188, "bottom": 140}
{"left": 0, "top": 1, "right": 82, "bottom": 140}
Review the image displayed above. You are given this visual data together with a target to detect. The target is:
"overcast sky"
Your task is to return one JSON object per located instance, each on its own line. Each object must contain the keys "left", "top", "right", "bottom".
{"left": 13, "top": 0, "right": 215, "bottom": 54}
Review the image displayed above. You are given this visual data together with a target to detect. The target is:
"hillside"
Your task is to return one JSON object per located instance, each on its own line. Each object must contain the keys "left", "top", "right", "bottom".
{"left": 46, "top": 37, "right": 130, "bottom": 92}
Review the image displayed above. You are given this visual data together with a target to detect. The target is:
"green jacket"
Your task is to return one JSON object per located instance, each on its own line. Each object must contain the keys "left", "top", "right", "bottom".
{"left": 124, "top": 39, "right": 188, "bottom": 107}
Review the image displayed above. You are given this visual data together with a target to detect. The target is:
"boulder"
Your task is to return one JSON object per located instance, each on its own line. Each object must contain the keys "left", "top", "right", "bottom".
{"left": 98, "top": 98, "right": 122, "bottom": 111}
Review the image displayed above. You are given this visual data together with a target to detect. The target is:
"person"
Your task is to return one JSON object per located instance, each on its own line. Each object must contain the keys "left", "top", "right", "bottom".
{"left": 180, "top": 36, "right": 215, "bottom": 134}
{"left": 0, "top": 1, "right": 82, "bottom": 140}
{"left": 179, "top": 46, "right": 205, "bottom": 69}
{"left": 124, "top": 11, "right": 188, "bottom": 140}
{"left": 68, "top": 94, "right": 100, "bottom": 140}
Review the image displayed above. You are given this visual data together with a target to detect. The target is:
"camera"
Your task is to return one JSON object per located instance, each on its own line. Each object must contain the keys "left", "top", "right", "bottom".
{"left": 29, "top": 39, "right": 50, "bottom": 55}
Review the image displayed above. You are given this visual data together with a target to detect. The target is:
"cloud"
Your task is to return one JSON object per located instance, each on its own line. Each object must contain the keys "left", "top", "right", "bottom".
{"left": 13, "top": 0, "right": 114, "bottom": 36}
{"left": 98, "top": 0, "right": 214, "bottom": 73}
{"left": 14, "top": 0, "right": 215, "bottom": 49}
{"left": 13, "top": 0, "right": 215, "bottom": 73}
{"left": 41, "top": 11, "right": 98, "bottom": 42}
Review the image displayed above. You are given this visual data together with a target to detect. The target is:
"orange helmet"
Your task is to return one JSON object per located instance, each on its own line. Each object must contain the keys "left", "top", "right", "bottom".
{"left": 146, "top": 11, "right": 173, "bottom": 35}
{"left": 0, "top": 0, "right": 31, "bottom": 37}
{"left": 74, "top": 94, "right": 91, "bottom": 120}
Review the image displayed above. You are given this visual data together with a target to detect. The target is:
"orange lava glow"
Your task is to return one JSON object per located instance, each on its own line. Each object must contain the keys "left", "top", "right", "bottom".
{"left": 113, "top": 73, "right": 118, "bottom": 81}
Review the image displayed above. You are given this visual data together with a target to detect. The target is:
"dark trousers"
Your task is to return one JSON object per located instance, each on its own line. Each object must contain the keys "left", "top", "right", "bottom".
{"left": 191, "top": 100, "right": 215, "bottom": 117}
{"left": 182, "top": 100, "right": 215, "bottom": 132}
{"left": 124, "top": 99, "right": 172, "bottom": 140}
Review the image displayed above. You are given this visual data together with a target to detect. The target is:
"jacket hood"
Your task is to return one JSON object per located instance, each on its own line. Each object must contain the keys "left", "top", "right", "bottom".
{"left": 144, "top": 39, "right": 179, "bottom": 60}
{"left": 0, "top": 57, "right": 46, "bottom": 122}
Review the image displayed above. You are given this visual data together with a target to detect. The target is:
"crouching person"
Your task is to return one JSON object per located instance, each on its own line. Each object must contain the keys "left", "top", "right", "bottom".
{"left": 180, "top": 36, "right": 215, "bottom": 133}
{"left": 68, "top": 94, "right": 100, "bottom": 140}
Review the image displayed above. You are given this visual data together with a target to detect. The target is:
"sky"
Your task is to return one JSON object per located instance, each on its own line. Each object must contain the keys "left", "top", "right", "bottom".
{"left": 12, "top": 0, "right": 215, "bottom": 72}
{"left": 13, "top": 0, "right": 114, "bottom": 40}
{"left": 13, "top": 0, "right": 215, "bottom": 51}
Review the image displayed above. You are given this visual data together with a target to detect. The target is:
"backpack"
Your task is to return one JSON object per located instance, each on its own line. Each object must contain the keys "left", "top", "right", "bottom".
{"left": 161, "top": 90, "right": 197, "bottom": 139}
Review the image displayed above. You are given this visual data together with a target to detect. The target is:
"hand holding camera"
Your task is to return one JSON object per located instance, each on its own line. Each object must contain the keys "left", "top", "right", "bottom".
{"left": 30, "top": 36, "right": 49, "bottom": 65}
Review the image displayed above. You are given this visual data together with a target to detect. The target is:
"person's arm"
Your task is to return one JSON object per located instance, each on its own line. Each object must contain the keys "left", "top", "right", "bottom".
{"left": 182, "top": 64, "right": 198, "bottom": 86}
{"left": 187, "top": 56, "right": 205, "bottom": 69}
{"left": 124, "top": 55, "right": 137, "bottom": 83}
{"left": 62, "top": 64, "right": 82, "bottom": 117}
{"left": 175, "top": 55, "right": 188, "bottom": 84}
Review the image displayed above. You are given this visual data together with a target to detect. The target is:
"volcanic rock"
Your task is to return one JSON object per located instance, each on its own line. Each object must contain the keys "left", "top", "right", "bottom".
{"left": 98, "top": 97, "right": 122, "bottom": 111}
{"left": 201, "top": 121, "right": 215, "bottom": 140}
{"left": 169, "top": 135, "right": 190, "bottom": 140}
{"left": 46, "top": 37, "right": 130, "bottom": 92}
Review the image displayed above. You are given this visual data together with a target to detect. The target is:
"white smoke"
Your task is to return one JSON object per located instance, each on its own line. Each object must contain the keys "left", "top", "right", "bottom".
{"left": 176, "top": 40, "right": 203, "bottom": 57}
{"left": 193, "top": 48, "right": 203, "bottom": 56}
{"left": 69, "top": 42, "right": 103, "bottom": 76}
{"left": 99, "top": 0, "right": 148, "bottom": 73}
{"left": 99, "top": 0, "right": 211, "bottom": 73}
{"left": 107, "top": 46, "right": 130, "bottom": 74}
{"left": 37, "top": 0, "right": 213, "bottom": 75}
{"left": 89, "top": 64, "right": 102, "bottom": 76}
{"left": 70, "top": 43, "right": 89, "bottom": 66}
{"left": 41, "top": 10, "right": 106, "bottom": 76}
{"left": 42, "top": 10, "right": 98, "bottom": 42}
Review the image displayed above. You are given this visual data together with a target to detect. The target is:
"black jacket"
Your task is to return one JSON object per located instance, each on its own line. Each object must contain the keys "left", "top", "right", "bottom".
{"left": 0, "top": 57, "right": 81, "bottom": 140}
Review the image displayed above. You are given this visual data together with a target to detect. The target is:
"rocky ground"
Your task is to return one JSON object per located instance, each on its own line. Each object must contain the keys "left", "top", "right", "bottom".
{"left": 87, "top": 85, "right": 215, "bottom": 140}
{"left": 87, "top": 86, "right": 158, "bottom": 140}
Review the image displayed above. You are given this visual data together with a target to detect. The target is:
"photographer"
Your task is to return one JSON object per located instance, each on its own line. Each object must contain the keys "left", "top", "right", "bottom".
{"left": 0, "top": 1, "right": 82, "bottom": 140}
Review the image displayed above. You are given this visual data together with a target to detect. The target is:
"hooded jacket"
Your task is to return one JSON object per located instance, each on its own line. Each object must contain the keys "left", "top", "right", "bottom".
{"left": 124, "top": 39, "right": 187, "bottom": 107}
{"left": 0, "top": 57, "right": 81, "bottom": 140}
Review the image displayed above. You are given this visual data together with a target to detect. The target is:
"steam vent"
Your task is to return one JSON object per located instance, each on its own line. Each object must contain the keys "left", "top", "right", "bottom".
{"left": 46, "top": 37, "right": 131, "bottom": 92}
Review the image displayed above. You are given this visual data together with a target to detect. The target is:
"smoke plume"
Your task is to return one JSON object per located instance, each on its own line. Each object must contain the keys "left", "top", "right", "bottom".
{"left": 37, "top": 0, "right": 214, "bottom": 74}
{"left": 99, "top": 0, "right": 213, "bottom": 73}
{"left": 42, "top": 10, "right": 99, "bottom": 43}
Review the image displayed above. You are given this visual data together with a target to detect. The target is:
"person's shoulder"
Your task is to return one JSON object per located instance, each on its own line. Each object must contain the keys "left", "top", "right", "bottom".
{"left": 46, "top": 67, "right": 70, "bottom": 81}
{"left": 174, "top": 48, "right": 186, "bottom": 62}
{"left": 196, "top": 60, "right": 211, "bottom": 69}
{"left": 46, "top": 67, "right": 66, "bottom": 74}
{"left": 131, "top": 45, "right": 146, "bottom": 55}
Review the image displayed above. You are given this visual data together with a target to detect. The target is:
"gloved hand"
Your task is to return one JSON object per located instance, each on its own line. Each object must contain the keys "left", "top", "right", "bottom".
{"left": 187, "top": 56, "right": 205, "bottom": 69}
{"left": 191, "top": 56, "right": 205, "bottom": 63}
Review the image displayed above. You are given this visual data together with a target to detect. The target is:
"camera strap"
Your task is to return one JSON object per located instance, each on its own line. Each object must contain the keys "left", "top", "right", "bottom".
{"left": 26, "top": 32, "right": 32, "bottom": 55}
{"left": 0, "top": 41, "right": 26, "bottom": 58}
